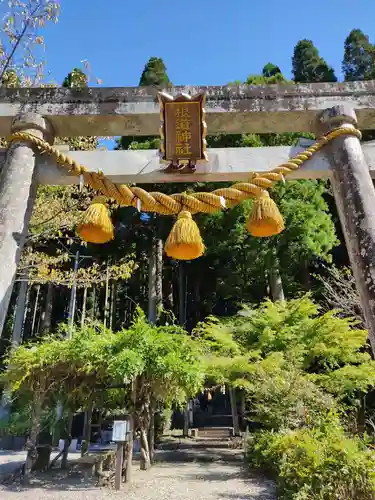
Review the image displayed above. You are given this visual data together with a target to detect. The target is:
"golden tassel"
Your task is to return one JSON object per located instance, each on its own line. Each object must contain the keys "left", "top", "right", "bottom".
{"left": 246, "top": 194, "right": 285, "bottom": 237}
{"left": 164, "top": 210, "right": 205, "bottom": 260}
{"left": 77, "top": 196, "right": 114, "bottom": 244}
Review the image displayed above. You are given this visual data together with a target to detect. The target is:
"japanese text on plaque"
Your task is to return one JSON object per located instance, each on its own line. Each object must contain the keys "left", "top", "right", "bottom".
{"left": 161, "top": 95, "right": 204, "bottom": 163}
{"left": 175, "top": 106, "right": 192, "bottom": 156}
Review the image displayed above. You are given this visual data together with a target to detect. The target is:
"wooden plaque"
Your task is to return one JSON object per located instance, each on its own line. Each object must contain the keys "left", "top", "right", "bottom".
{"left": 158, "top": 92, "right": 208, "bottom": 163}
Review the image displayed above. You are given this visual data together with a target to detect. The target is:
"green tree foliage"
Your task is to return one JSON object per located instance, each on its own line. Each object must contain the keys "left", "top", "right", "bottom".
{"left": 2, "top": 314, "right": 204, "bottom": 466}
{"left": 262, "top": 63, "right": 282, "bottom": 78}
{"left": 242, "top": 354, "right": 333, "bottom": 430}
{"left": 197, "top": 179, "right": 337, "bottom": 309}
{"left": 197, "top": 296, "right": 374, "bottom": 413}
{"left": 139, "top": 57, "right": 170, "bottom": 88}
{"left": 115, "top": 62, "right": 337, "bottom": 323}
{"left": 199, "top": 296, "right": 375, "bottom": 496}
{"left": 343, "top": 29, "right": 375, "bottom": 81}
{"left": 62, "top": 67, "right": 87, "bottom": 89}
{"left": 197, "top": 66, "right": 335, "bottom": 311}
{"left": 1, "top": 68, "right": 20, "bottom": 87}
{"left": 246, "top": 64, "right": 289, "bottom": 85}
{"left": 230, "top": 296, "right": 369, "bottom": 372}
{"left": 292, "top": 39, "right": 337, "bottom": 83}
{"left": 248, "top": 417, "right": 375, "bottom": 499}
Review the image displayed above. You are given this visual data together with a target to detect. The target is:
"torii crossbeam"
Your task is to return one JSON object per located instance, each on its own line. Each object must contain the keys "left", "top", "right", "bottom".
{"left": 1, "top": 82, "right": 375, "bottom": 354}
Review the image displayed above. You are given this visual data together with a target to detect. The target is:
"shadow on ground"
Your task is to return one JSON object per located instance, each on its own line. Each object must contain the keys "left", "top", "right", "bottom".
{"left": 217, "top": 495, "right": 271, "bottom": 500}
{"left": 1, "top": 468, "right": 98, "bottom": 493}
{"left": 0, "top": 443, "right": 275, "bottom": 499}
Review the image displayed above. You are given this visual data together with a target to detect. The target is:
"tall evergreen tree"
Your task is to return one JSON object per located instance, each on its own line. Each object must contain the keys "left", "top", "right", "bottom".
{"left": 116, "top": 57, "right": 172, "bottom": 324}
{"left": 292, "top": 39, "right": 337, "bottom": 83}
{"left": 62, "top": 68, "right": 88, "bottom": 89}
{"left": 343, "top": 29, "right": 375, "bottom": 81}
{"left": 118, "top": 57, "right": 170, "bottom": 150}
{"left": 139, "top": 57, "right": 170, "bottom": 88}
{"left": 262, "top": 63, "right": 282, "bottom": 79}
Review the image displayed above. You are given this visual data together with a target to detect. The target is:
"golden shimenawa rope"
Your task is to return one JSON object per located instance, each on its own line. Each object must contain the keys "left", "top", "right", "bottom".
{"left": 7, "top": 126, "right": 361, "bottom": 214}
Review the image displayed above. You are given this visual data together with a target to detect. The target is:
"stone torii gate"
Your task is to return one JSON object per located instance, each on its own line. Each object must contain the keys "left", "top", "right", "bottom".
{"left": 1, "top": 82, "right": 375, "bottom": 351}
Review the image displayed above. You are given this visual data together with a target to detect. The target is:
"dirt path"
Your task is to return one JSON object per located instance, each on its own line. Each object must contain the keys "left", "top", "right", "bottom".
{"left": 0, "top": 443, "right": 276, "bottom": 499}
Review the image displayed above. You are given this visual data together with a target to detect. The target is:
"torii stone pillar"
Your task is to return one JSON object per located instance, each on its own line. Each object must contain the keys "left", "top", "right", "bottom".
{"left": 0, "top": 113, "right": 54, "bottom": 336}
{"left": 319, "top": 104, "right": 375, "bottom": 354}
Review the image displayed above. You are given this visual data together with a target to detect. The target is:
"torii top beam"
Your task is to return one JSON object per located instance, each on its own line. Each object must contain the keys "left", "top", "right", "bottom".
{"left": 1, "top": 81, "right": 375, "bottom": 137}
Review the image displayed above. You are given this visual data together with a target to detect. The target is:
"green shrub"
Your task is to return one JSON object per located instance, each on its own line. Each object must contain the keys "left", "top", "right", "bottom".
{"left": 246, "top": 353, "right": 333, "bottom": 431}
{"left": 247, "top": 417, "right": 375, "bottom": 499}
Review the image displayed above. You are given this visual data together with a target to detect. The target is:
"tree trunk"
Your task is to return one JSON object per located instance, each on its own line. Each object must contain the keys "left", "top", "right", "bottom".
{"left": 229, "top": 387, "right": 240, "bottom": 436}
{"left": 104, "top": 263, "right": 110, "bottom": 329}
{"left": 183, "top": 401, "right": 189, "bottom": 437}
{"left": 178, "top": 262, "right": 186, "bottom": 327}
{"left": 89, "top": 286, "right": 96, "bottom": 319}
{"left": 148, "top": 409, "right": 155, "bottom": 465}
{"left": 0, "top": 279, "right": 29, "bottom": 420}
{"left": 115, "top": 442, "right": 124, "bottom": 490}
{"left": 139, "top": 427, "right": 151, "bottom": 470}
{"left": 124, "top": 431, "right": 133, "bottom": 483}
{"left": 301, "top": 260, "right": 311, "bottom": 291}
{"left": 52, "top": 402, "right": 63, "bottom": 446}
{"left": 30, "top": 284, "right": 40, "bottom": 336}
{"left": 148, "top": 238, "right": 157, "bottom": 324}
{"left": 155, "top": 238, "right": 163, "bottom": 321}
{"left": 12, "top": 278, "right": 28, "bottom": 346}
{"left": 269, "top": 259, "right": 285, "bottom": 302}
{"left": 357, "top": 395, "right": 366, "bottom": 436}
{"left": 163, "top": 265, "right": 174, "bottom": 312}
{"left": 23, "top": 281, "right": 31, "bottom": 331}
{"left": 81, "top": 400, "right": 93, "bottom": 456}
{"left": 97, "top": 411, "right": 103, "bottom": 438}
{"left": 110, "top": 282, "right": 116, "bottom": 330}
{"left": 40, "top": 282, "right": 54, "bottom": 334}
{"left": 126, "top": 383, "right": 136, "bottom": 482}
{"left": 57, "top": 253, "right": 79, "bottom": 446}
{"left": 23, "top": 389, "right": 44, "bottom": 482}
{"left": 67, "top": 251, "right": 79, "bottom": 336}
{"left": 240, "top": 391, "right": 247, "bottom": 430}
{"left": 178, "top": 264, "right": 190, "bottom": 436}
{"left": 193, "top": 273, "right": 201, "bottom": 325}
{"left": 81, "top": 286, "right": 88, "bottom": 328}
{"left": 61, "top": 411, "right": 73, "bottom": 469}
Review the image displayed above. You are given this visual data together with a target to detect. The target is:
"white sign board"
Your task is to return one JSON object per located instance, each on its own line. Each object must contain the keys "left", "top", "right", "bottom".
{"left": 112, "top": 420, "right": 129, "bottom": 442}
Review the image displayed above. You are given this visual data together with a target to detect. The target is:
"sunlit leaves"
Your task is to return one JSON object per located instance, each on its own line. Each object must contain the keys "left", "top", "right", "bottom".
{"left": 18, "top": 246, "right": 137, "bottom": 287}
{"left": 197, "top": 295, "right": 375, "bottom": 414}
{"left": 3, "top": 315, "right": 205, "bottom": 412}
{"left": 0, "top": 0, "right": 60, "bottom": 85}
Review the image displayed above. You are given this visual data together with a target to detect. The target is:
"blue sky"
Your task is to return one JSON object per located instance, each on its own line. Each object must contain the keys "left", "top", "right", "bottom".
{"left": 41, "top": 0, "right": 375, "bottom": 87}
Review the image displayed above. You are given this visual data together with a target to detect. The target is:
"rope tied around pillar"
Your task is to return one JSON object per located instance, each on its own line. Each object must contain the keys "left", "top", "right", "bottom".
{"left": 7, "top": 126, "right": 362, "bottom": 259}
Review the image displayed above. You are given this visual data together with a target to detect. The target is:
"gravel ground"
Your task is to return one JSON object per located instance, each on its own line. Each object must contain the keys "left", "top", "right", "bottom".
{"left": 0, "top": 448, "right": 276, "bottom": 500}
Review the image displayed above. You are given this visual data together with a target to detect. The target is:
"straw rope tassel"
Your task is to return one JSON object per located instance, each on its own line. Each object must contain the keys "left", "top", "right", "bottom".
{"left": 164, "top": 210, "right": 205, "bottom": 260}
{"left": 77, "top": 196, "right": 114, "bottom": 244}
{"left": 247, "top": 192, "right": 284, "bottom": 237}
{"left": 7, "top": 127, "right": 362, "bottom": 256}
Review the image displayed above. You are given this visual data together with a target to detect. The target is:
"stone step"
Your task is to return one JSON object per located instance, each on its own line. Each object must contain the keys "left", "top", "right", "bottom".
{"left": 194, "top": 427, "right": 234, "bottom": 439}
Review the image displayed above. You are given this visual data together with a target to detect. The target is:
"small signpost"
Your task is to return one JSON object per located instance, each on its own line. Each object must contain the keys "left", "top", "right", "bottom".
{"left": 112, "top": 420, "right": 128, "bottom": 442}
{"left": 158, "top": 92, "right": 207, "bottom": 173}
{"left": 112, "top": 419, "right": 131, "bottom": 490}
